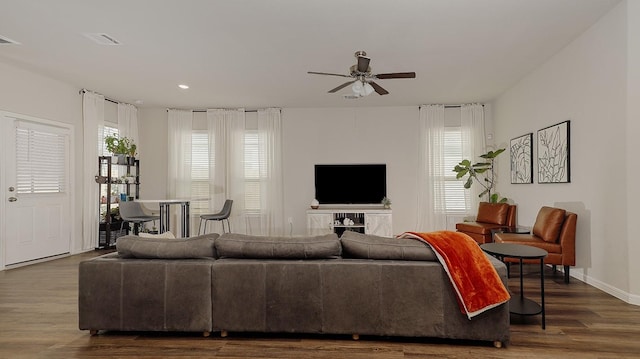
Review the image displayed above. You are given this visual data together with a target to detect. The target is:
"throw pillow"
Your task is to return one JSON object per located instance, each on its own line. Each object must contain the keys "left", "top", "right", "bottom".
{"left": 215, "top": 233, "right": 341, "bottom": 259}
{"left": 138, "top": 231, "right": 176, "bottom": 239}
{"left": 116, "top": 233, "right": 218, "bottom": 259}
{"left": 340, "top": 231, "right": 436, "bottom": 261}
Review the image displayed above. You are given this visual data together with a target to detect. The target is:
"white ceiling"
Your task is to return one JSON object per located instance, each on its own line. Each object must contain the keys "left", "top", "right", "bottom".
{"left": 0, "top": 0, "right": 620, "bottom": 109}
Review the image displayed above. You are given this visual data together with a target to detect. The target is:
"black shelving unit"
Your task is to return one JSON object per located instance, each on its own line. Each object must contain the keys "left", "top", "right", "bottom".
{"left": 96, "top": 156, "right": 140, "bottom": 249}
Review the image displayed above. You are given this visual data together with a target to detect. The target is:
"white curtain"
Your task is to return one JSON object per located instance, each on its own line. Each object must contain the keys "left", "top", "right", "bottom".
{"left": 207, "top": 108, "right": 246, "bottom": 234}
{"left": 416, "top": 104, "right": 447, "bottom": 231}
{"left": 257, "top": 108, "right": 284, "bottom": 236}
{"left": 82, "top": 91, "right": 105, "bottom": 250}
{"left": 117, "top": 103, "right": 139, "bottom": 154}
{"left": 461, "top": 103, "right": 486, "bottom": 209}
{"left": 167, "top": 109, "right": 193, "bottom": 235}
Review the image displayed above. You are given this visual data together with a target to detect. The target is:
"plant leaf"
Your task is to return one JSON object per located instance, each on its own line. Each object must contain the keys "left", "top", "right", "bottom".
{"left": 456, "top": 169, "right": 469, "bottom": 179}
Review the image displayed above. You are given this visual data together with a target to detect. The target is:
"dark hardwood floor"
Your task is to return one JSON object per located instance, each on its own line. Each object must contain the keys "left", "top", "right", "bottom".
{"left": 1, "top": 250, "right": 639, "bottom": 358}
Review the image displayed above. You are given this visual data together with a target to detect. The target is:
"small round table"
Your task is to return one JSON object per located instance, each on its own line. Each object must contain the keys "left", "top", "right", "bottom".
{"left": 480, "top": 242, "right": 548, "bottom": 329}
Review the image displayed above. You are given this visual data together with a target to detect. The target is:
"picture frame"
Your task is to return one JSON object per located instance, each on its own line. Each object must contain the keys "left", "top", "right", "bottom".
{"left": 510, "top": 133, "right": 533, "bottom": 184}
{"left": 537, "top": 120, "right": 570, "bottom": 183}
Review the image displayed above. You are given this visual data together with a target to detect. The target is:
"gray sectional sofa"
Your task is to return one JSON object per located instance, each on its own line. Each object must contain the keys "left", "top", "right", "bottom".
{"left": 78, "top": 231, "right": 510, "bottom": 347}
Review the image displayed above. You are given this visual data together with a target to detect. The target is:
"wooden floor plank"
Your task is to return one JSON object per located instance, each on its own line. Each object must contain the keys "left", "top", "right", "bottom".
{"left": 1, "top": 251, "right": 640, "bottom": 358}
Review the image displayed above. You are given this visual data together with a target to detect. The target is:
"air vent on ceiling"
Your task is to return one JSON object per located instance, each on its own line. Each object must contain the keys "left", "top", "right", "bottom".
{"left": 0, "top": 35, "right": 20, "bottom": 45}
{"left": 83, "top": 33, "right": 121, "bottom": 45}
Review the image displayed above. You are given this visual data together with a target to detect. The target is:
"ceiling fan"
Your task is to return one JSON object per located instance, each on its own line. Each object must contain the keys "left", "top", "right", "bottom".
{"left": 308, "top": 50, "right": 416, "bottom": 97}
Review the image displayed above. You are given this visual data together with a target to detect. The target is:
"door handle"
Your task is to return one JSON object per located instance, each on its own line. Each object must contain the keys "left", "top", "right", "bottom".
{"left": 8, "top": 197, "right": 17, "bottom": 202}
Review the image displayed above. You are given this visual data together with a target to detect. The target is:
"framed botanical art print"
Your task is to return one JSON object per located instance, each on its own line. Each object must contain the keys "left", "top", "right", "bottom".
{"left": 510, "top": 133, "right": 533, "bottom": 184}
{"left": 537, "top": 120, "right": 570, "bottom": 183}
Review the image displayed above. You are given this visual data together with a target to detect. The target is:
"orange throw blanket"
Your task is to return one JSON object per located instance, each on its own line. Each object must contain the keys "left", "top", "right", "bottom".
{"left": 398, "top": 231, "right": 510, "bottom": 319}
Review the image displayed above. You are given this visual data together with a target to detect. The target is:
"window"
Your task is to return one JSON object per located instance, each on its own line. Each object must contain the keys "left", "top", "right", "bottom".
{"left": 244, "top": 131, "right": 261, "bottom": 213}
{"left": 98, "top": 125, "right": 118, "bottom": 156}
{"left": 191, "top": 131, "right": 210, "bottom": 213}
{"left": 98, "top": 125, "right": 121, "bottom": 177}
{"left": 443, "top": 126, "right": 470, "bottom": 214}
{"left": 188, "top": 130, "right": 263, "bottom": 215}
{"left": 15, "top": 122, "right": 68, "bottom": 194}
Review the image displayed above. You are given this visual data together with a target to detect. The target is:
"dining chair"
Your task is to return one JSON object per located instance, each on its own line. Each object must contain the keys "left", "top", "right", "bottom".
{"left": 199, "top": 199, "right": 233, "bottom": 235}
{"left": 119, "top": 201, "right": 160, "bottom": 236}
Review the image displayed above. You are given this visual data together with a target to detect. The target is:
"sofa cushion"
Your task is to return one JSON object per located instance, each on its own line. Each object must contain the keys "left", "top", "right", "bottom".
{"left": 340, "top": 231, "right": 437, "bottom": 261}
{"left": 116, "top": 233, "right": 218, "bottom": 259}
{"left": 138, "top": 231, "right": 176, "bottom": 239}
{"left": 476, "top": 202, "right": 510, "bottom": 225}
{"left": 533, "top": 206, "right": 567, "bottom": 243}
{"left": 215, "top": 233, "right": 341, "bottom": 259}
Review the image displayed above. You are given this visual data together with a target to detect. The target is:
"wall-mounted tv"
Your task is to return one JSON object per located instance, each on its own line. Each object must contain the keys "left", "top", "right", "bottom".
{"left": 314, "top": 164, "right": 386, "bottom": 205}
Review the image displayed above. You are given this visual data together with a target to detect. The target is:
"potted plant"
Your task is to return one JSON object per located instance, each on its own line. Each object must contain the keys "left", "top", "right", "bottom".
{"left": 453, "top": 148, "right": 507, "bottom": 203}
{"left": 381, "top": 196, "right": 392, "bottom": 209}
{"left": 104, "top": 135, "right": 136, "bottom": 165}
{"left": 127, "top": 142, "right": 137, "bottom": 165}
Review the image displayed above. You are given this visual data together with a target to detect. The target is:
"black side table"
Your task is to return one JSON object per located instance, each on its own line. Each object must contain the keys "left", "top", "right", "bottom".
{"left": 481, "top": 242, "right": 548, "bottom": 329}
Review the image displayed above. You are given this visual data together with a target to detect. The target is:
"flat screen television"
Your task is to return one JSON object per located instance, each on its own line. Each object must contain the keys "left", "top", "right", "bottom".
{"left": 314, "top": 164, "right": 386, "bottom": 204}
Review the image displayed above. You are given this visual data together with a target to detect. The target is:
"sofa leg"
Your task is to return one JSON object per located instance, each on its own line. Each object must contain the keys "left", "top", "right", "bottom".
{"left": 352, "top": 334, "right": 360, "bottom": 341}
{"left": 89, "top": 330, "right": 98, "bottom": 336}
{"left": 552, "top": 265, "right": 557, "bottom": 273}
{"left": 202, "top": 331, "right": 210, "bottom": 337}
{"left": 493, "top": 341, "right": 502, "bottom": 348}
{"left": 564, "top": 266, "right": 570, "bottom": 284}
{"left": 220, "top": 330, "right": 228, "bottom": 338}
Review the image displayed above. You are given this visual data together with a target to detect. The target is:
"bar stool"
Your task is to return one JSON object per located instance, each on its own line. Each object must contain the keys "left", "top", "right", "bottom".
{"left": 199, "top": 199, "right": 233, "bottom": 234}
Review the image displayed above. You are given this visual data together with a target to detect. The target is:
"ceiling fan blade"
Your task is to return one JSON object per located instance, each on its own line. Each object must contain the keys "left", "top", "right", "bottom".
{"left": 308, "top": 71, "right": 352, "bottom": 78}
{"left": 357, "top": 56, "right": 371, "bottom": 73}
{"left": 375, "top": 72, "right": 416, "bottom": 79}
{"left": 328, "top": 80, "right": 356, "bottom": 93}
{"left": 369, "top": 81, "right": 389, "bottom": 95}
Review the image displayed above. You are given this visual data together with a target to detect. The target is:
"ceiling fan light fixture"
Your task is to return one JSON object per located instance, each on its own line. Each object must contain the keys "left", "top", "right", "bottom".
{"left": 362, "top": 82, "right": 374, "bottom": 96}
{"left": 352, "top": 80, "right": 374, "bottom": 97}
{"left": 351, "top": 81, "right": 363, "bottom": 95}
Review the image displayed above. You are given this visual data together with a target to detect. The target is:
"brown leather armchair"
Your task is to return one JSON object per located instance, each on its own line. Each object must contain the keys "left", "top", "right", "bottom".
{"left": 456, "top": 202, "right": 517, "bottom": 244}
{"left": 493, "top": 206, "right": 577, "bottom": 283}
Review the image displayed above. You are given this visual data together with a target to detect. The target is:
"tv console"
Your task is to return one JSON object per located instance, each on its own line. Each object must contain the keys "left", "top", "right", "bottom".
{"left": 306, "top": 207, "right": 392, "bottom": 237}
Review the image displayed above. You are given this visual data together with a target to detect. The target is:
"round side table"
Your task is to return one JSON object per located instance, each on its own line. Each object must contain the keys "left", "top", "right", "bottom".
{"left": 480, "top": 242, "right": 548, "bottom": 329}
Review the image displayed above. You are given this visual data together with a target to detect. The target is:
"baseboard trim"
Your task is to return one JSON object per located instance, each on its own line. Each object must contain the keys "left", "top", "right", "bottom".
{"left": 570, "top": 268, "right": 640, "bottom": 306}
{"left": 4, "top": 253, "right": 70, "bottom": 270}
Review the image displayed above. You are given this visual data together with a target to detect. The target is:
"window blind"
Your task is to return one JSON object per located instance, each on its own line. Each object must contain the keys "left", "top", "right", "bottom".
{"left": 443, "top": 127, "right": 469, "bottom": 213}
{"left": 244, "top": 131, "right": 261, "bottom": 212}
{"left": 191, "top": 132, "right": 209, "bottom": 212}
{"left": 16, "top": 125, "right": 68, "bottom": 194}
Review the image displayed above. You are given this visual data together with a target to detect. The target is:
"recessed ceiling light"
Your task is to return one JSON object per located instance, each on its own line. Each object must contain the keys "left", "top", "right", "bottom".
{"left": 134, "top": 100, "right": 144, "bottom": 105}
{"left": 178, "top": 84, "right": 189, "bottom": 89}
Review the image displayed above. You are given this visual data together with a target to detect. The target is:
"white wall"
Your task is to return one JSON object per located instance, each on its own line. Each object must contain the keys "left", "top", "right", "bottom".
{"left": 0, "top": 61, "right": 84, "bottom": 254}
{"left": 493, "top": 1, "right": 638, "bottom": 303}
{"left": 139, "top": 106, "right": 424, "bottom": 236}
{"left": 626, "top": 0, "right": 640, "bottom": 301}
{"left": 282, "top": 106, "right": 420, "bottom": 235}
{"left": 137, "top": 108, "right": 169, "bottom": 201}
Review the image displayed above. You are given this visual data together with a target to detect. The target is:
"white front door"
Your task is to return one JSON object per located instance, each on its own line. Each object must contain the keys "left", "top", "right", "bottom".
{"left": 1, "top": 114, "right": 72, "bottom": 266}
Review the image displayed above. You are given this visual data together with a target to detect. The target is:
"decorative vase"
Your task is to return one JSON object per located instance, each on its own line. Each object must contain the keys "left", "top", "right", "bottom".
{"left": 310, "top": 199, "right": 320, "bottom": 209}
